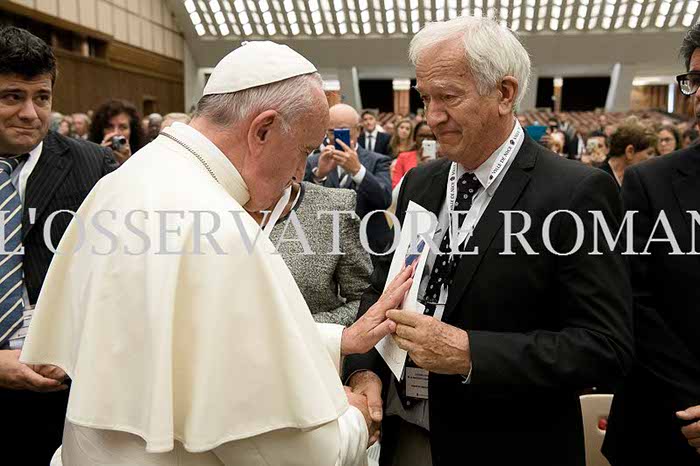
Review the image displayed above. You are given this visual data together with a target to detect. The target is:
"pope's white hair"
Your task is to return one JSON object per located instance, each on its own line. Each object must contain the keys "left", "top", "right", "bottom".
{"left": 409, "top": 15, "right": 531, "bottom": 110}
{"left": 194, "top": 72, "right": 323, "bottom": 133}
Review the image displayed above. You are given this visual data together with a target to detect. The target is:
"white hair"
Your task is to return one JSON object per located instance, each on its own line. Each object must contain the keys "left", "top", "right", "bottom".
{"left": 194, "top": 73, "right": 323, "bottom": 133}
{"left": 409, "top": 15, "right": 531, "bottom": 110}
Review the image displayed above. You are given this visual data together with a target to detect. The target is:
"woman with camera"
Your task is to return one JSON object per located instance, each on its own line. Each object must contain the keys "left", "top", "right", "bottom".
{"left": 89, "top": 99, "right": 146, "bottom": 165}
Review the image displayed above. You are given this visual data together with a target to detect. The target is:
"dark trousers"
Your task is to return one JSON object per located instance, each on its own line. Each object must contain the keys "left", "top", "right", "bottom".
{"left": 0, "top": 388, "right": 69, "bottom": 465}
{"left": 379, "top": 416, "right": 433, "bottom": 466}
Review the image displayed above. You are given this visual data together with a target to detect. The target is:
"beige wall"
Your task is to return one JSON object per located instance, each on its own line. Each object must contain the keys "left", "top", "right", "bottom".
{"left": 8, "top": 0, "right": 184, "bottom": 60}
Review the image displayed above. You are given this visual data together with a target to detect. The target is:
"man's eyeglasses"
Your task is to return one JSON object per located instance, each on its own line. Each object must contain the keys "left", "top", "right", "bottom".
{"left": 676, "top": 72, "right": 700, "bottom": 96}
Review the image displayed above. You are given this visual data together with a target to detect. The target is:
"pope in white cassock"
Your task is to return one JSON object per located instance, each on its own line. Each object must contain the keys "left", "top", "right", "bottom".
{"left": 19, "top": 42, "right": 413, "bottom": 466}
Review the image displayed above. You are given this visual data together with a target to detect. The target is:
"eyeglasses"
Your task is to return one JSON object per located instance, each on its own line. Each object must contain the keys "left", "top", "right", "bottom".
{"left": 676, "top": 72, "right": 700, "bottom": 96}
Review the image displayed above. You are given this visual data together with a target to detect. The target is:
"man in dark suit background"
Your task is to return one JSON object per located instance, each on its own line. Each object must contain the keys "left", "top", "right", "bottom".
{"left": 359, "top": 109, "right": 392, "bottom": 157}
{"left": 603, "top": 23, "right": 700, "bottom": 465}
{"left": 306, "top": 103, "right": 392, "bottom": 254}
{"left": 0, "top": 26, "right": 117, "bottom": 464}
{"left": 344, "top": 15, "right": 633, "bottom": 466}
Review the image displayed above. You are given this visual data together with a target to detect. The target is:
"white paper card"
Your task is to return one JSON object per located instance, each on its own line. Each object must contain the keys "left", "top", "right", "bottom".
{"left": 375, "top": 201, "right": 437, "bottom": 381}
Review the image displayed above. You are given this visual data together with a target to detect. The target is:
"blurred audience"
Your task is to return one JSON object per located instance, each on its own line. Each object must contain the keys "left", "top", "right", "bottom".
{"left": 89, "top": 99, "right": 145, "bottom": 165}
{"left": 359, "top": 109, "right": 392, "bottom": 157}
{"left": 657, "top": 124, "right": 681, "bottom": 156}
{"left": 682, "top": 127, "right": 699, "bottom": 147}
{"left": 582, "top": 130, "right": 609, "bottom": 166}
{"left": 145, "top": 113, "right": 163, "bottom": 143}
{"left": 57, "top": 116, "right": 72, "bottom": 137}
{"left": 600, "top": 119, "right": 657, "bottom": 186}
{"left": 383, "top": 120, "right": 395, "bottom": 136}
{"left": 71, "top": 113, "right": 90, "bottom": 140}
{"left": 391, "top": 121, "right": 435, "bottom": 188}
{"left": 389, "top": 118, "right": 415, "bottom": 158}
{"left": 161, "top": 112, "right": 191, "bottom": 130}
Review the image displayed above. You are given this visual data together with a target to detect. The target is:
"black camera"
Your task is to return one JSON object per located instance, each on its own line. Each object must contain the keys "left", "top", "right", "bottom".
{"left": 111, "top": 135, "right": 127, "bottom": 151}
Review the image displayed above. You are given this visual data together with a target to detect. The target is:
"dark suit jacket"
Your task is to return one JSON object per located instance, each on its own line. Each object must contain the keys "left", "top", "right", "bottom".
{"left": 359, "top": 131, "right": 392, "bottom": 157}
{"left": 23, "top": 131, "right": 118, "bottom": 304}
{"left": 345, "top": 135, "right": 634, "bottom": 466}
{"left": 305, "top": 147, "right": 392, "bottom": 253}
{"left": 0, "top": 130, "right": 117, "bottom": 465}
{"left": 603, "top": 147, "right": 700, "bottom": 466}
{"left": 598, "top": 160, "right": 620, "bottom": 188}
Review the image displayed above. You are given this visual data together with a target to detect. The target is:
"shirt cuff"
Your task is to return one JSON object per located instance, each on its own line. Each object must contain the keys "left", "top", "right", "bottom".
{"left": 351, "top": 165, "right": 366, "bottom": 185}
{"left": 316, "top": 323, "right": 345, "bottom": 375}
{"left": 312, "top": 167, "right": 327, "bottom": 184}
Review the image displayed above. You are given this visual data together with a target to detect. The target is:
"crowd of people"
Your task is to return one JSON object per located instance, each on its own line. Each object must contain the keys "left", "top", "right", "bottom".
{"left": 356, "top": 107, "right": 699, "bottom": 187}
{"left": 1, "top": 11, "right": 700, "bottom": 466}
{"left": 49, "top": 105, "right": 190, "bottom": 164}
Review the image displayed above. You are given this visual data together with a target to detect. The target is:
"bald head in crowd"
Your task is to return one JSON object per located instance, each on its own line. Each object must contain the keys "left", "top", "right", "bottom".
{"left": 328, "top": 104, "right": 362, "bottom": 147}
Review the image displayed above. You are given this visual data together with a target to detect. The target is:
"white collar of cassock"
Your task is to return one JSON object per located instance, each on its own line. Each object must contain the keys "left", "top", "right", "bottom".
{"left": 163, "top": 122, "right": 251, "bottom": 207}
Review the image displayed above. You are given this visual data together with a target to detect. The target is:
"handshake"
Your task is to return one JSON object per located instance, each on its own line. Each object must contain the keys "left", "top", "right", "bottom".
{"left": 337, "top": 263, "right": 415, "bottom": 446}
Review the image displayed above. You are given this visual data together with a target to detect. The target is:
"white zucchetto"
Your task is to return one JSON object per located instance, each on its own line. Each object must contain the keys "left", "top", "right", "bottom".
{"left": 203, "top": 41, "right": 317, "bottom": 96}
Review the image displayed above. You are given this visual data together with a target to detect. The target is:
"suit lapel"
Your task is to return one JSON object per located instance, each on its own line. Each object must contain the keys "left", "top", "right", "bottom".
{"left": 442, "top": 139, "right": 537, "bottom": 321}
{"left": 671, "top": 151, "right": 700, "bottom": 254}
{"left": 405, "top": 159, "right": 451, "bottom": 220}
{"left": 22, "top": 132, "right": 72, "bottom": 238}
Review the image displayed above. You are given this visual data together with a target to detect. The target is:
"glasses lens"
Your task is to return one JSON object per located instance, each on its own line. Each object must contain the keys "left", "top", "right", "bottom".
{"left": 679, "top": 74, "right": 700, "bottom": 96}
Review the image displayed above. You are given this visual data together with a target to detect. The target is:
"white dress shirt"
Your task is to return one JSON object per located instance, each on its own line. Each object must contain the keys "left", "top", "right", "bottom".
{"left": 363, "top": 128, "right": 380, "bottom": 152}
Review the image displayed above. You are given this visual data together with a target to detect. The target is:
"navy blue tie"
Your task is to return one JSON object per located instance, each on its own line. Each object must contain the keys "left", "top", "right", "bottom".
{"left": 0, "top": 155, "right": 27, "bottom": 347}
{"left": 423, "top": 172, "right": 482, "bottom": 316}
{"left": 398, "top": 171, "right": 481, "bottom": 407}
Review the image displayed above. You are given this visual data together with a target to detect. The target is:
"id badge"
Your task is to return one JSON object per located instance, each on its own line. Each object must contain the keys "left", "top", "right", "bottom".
{"left": 8, "top": 305, "right": 35, "bottom": 350}
{"left": 405, "top": 367, "right": 429, "bottom": 399}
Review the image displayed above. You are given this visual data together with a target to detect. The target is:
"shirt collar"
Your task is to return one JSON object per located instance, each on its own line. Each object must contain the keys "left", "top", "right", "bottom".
{"left": 365, "top": 128, "right": 379, "bottom": 138}
{"left": 164, "top": 122, "right": 250, "bottom": 206}
{"left": 456, "top": 119, "right": 520, "bottom": 189}
{"left": 28, "top": 140, "right": 43, "bottom": 161}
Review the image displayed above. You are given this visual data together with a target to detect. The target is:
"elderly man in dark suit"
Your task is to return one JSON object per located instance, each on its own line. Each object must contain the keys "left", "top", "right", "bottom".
{"left": 344, "top": 14, "right": 633, "bottom": 466}
{"left": 0, "top": 26, "right": 117, "bottom": 464}
{"left": 603, "top": 23, "right": 700, "bottom": 466}
{"left": 305, "top": 103, "right": 393, "bottom": 254}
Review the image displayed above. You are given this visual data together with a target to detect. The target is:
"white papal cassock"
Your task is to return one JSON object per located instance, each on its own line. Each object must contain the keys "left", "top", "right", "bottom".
{"left": 20, "top": 122, "right": 369, "bottom": 466}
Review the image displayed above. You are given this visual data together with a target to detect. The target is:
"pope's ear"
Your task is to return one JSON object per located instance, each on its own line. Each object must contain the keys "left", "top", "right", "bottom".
{"left": 250, "top": 110, "right": 280, "bottom": 145}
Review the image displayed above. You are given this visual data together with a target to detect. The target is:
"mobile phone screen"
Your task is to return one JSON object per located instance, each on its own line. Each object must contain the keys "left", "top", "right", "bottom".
{"left": 333, "top": 128, "right": 351, "bottom": 150}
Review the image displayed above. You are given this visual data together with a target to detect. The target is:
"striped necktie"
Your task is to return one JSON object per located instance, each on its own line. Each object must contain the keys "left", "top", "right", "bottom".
{"left": 0, "top": 154, "right": 28, "bottom": 347}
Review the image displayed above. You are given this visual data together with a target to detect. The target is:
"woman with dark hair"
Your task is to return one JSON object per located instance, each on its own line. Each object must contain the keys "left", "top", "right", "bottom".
{"left": 656, "top": 124, "right": 681, "bottom": 156}
{"left": 390, "top": 121, "right": 436, "bottom": 188}
{"left": 89, "top": 99, "right": 145, "bottom": 164}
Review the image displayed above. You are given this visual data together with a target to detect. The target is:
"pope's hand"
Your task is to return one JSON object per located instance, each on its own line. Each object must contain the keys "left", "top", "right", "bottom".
{"left": 0, "top": 350, "right": 68, "bottom": 392}
{"left": 341, "top": 263, "right": 414, "bottom": 355}
{"left": 347, "top": 371, "right": 383, "bottom": 445}
{"left": 677, "top": 406, "right": 700, "bottom": 454}
{"left": 345, "top": 387, "right": 379, "bottom": 447}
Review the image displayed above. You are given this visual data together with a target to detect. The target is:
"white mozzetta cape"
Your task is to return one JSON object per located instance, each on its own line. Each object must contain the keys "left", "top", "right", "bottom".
{"left": 21, "top": 123, "right": 349, "bottom": 454}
